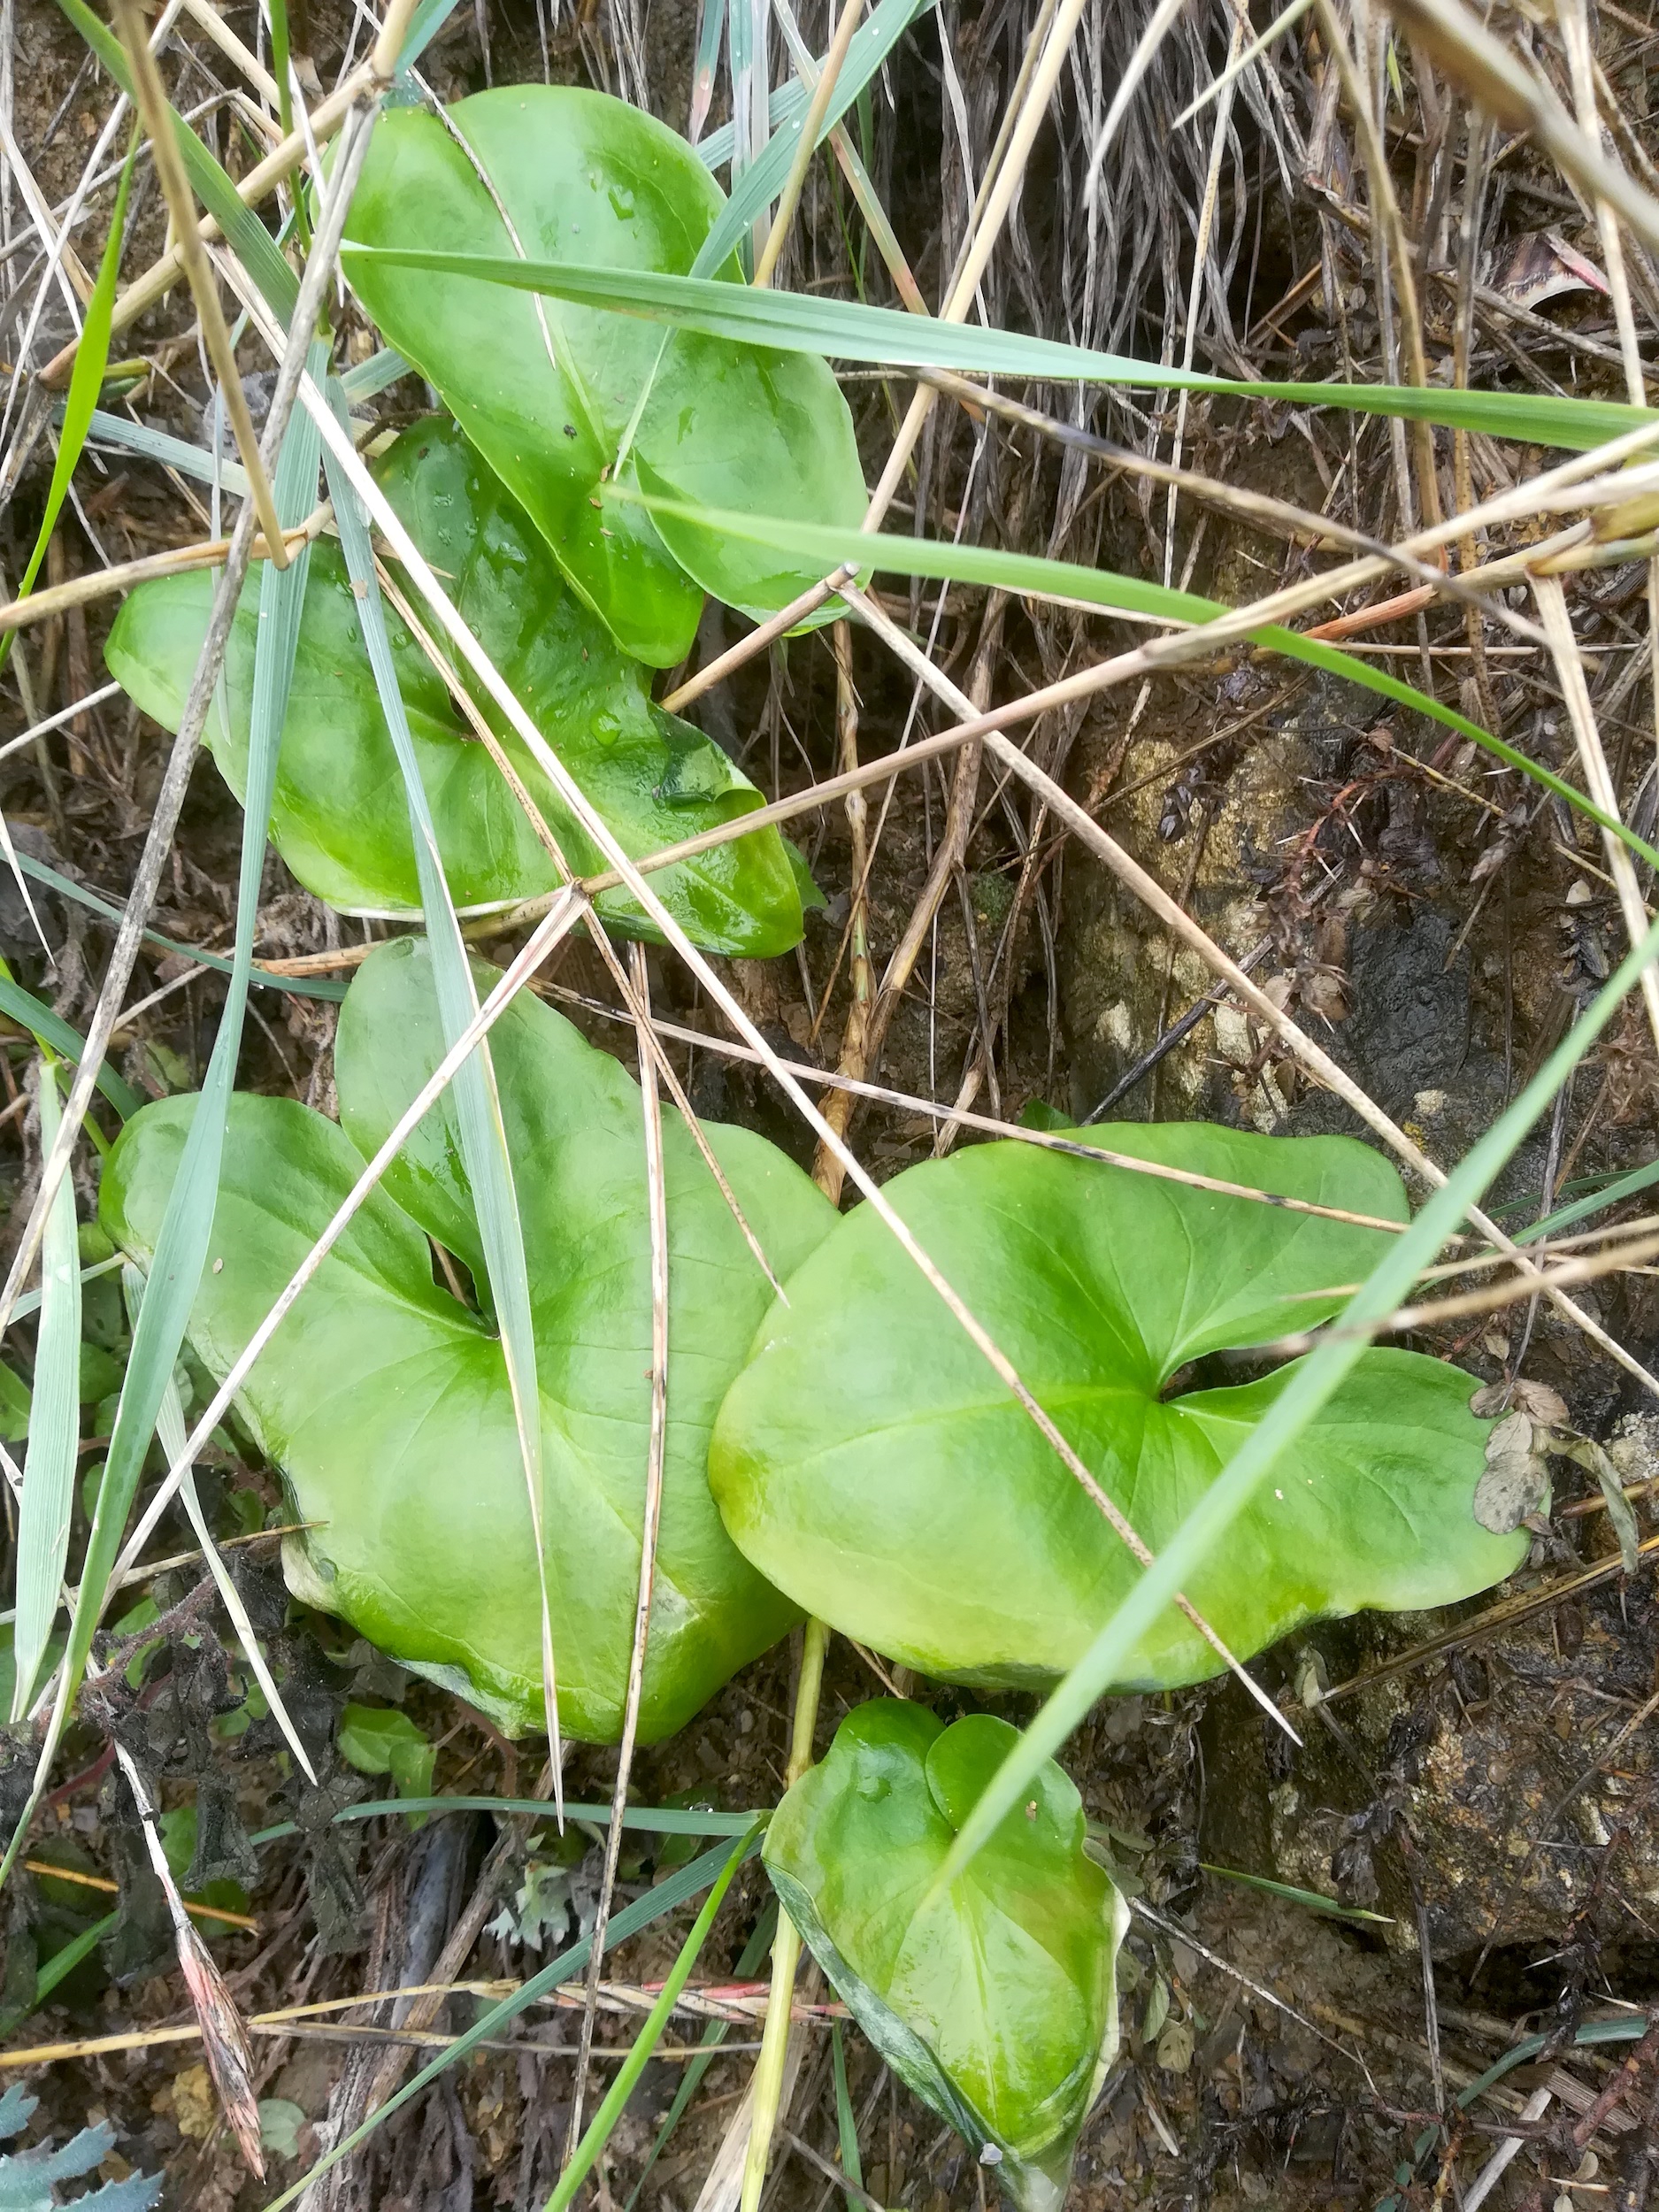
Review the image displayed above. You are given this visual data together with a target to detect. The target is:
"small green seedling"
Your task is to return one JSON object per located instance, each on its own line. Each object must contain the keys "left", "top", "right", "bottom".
{"left": 711, "top": 1121, "right": 1525, "bottom": 1688}
{"left": 106, "top": 421, "right": 812, "bottom": 955}
{"left": 100, "top": 936, "right": 833, "bottom": 1743}
{"left": 764, "top": 1702, "right": 1128, "bottom": 2212}
{"left": 337, "top": 1704, "right": 436, "bottom": 1822}
{"left": 340, "top": 85, "right": 866, "bottom": 665}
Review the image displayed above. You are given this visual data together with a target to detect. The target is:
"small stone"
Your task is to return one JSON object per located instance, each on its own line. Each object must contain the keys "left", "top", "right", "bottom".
{"left": 1565, "top": 879, "right": 1594, "bottom": 906}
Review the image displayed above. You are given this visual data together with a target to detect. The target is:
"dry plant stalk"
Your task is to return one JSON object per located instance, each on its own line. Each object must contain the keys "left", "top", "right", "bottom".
{"left": 810, "top": 621, "right": 873, "bottom": 1201}
{"left": 106, "top": 0, "right": 288, "bottom": 566}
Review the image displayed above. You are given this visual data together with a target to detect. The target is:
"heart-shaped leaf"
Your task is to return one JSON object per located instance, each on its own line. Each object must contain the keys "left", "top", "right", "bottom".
{"left": 339, "top": 87, "right": 866, "bottom": 665}
{"left": 100, "top": 937, "right": 835, "bottom": 1741}
{"left": 764, "top": 1701, "right": 1127, "bottom": 2212}
{"left": 105, "top": 419, "right": 810, "bottom": 956}
{"left": 712, "top": 1123, "right": 1525, "bottom": 1688}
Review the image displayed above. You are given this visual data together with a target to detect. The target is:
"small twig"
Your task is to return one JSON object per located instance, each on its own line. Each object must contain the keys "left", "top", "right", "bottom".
{"left": 0, "top": 514, "right": 326, "bottom": 633}
{"left": 659, "top": 564, "right": 858, "bottom": 714}
{"left": 810, "top": 621, "right": 873, "bottom": 1203}
{"left": 21, "top": 1856, "right": 256, "bottom": 1931}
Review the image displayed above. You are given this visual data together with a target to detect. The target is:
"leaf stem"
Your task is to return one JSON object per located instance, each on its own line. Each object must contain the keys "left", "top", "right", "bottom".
{"left": 741, "top": 1617, "right": 828, "bottom": 2212}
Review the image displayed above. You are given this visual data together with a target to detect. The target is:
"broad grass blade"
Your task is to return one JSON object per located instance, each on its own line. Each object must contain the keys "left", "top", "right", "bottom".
{"left": 57, "top": 342, "right": 330, "bottom": 1757}
{"left": 938, "top": 902, "right": 1659, "bottom": 1886}
{"left": 8, "top": 852, "right": 346, "bottom": 1006}
{"left": 319, "top": 376, "right": 555, "bottom": 1778}
{"left": 614, "top": 490, "right": 1659, "bottom": 872}
{"left": 0, "top": 961, "right": 142, "bottom": 1120}
{"left": 339, "top": 247, "right": 1655, "bottom": 451}
{"left": 9, "top": 1061, "right": 82, "bottom": 1723}
{"left": 1519, "top": 1156, "right": 1659, "bottom": 1243}
{"left": 80, "top": 407, "right": 250, "bottom": 498}
{"left": 696, "top": 0, "right": 933, "bottom": 180}
{"left": 689, "top": 0, "right": 728, "bottom": 142}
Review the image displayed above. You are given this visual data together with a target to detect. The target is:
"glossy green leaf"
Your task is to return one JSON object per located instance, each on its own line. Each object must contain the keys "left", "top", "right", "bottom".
{"left": 104, "top": 419, "right": 809, "bottom": 956}
{"left": 339, "top": 87, "right": 865, "bottom": 664}
{"left": 764, "top": 1702, "right": 1127, "bottom": 2212}
{"left": 100, "top": 936, "right": 835, "bottom": 1742}
{"left": 940, "top": 909, "right": 1659, "bottom": 1890}
{"left": 712, "top": 1123, "right": 1525, "bottom": 1690}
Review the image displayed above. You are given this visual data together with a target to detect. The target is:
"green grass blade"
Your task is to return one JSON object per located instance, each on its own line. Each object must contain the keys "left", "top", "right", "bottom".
{"left": 29, "top": 1910, "right": 117, "bottom": 2011}
{"left": 689, "top": 0, "right": 727, "bottom": 142}
{"left": 830, "top": 2021, "right": 863, "bottom": 2211}
{"left": 618, "top": 489, "right": 1659, "bottom": 873}
{"left": 1517, "top": 1156, "right": 1659, "bottom": 1243}
{"left": 623, "top": 1901, "right": 778, "bottom": 2212}
{"left": 545, "top": 1824, "right": 759, "bottom": 2212}
{"left": 396, "top": 0, "right": 471, "bottom": 71}
{"left": 265, "top": 1834, "right": 763, "bottom": 2212}
{"left": 0, "top": 963, "right": 141, "bottom": 1120}
{"left": 246, "top": 1797, "right": 764, "bottom": 1844}
{"left": 9, "top": 853, "right": 346, "bottom": 1003}
{"left": 79, "top": 406, "right": 250, "bottom": 498}
{"left": 695, "top": 0, "right": 936, "bottom": 176}
{"left": 934, "top": 900, "right": 1659, "bottom": 1890}
{"left": 319, "top": 374, "right": 551, "bottom": 1745}
{"left": 7, "top": 1254, "right": 124, "bottom": 1329}
{"left": 339, "top": 250, "right": 1654, "bottom": 451}
{"left": 696, "top": 0, "right": 934, "bottom": 273}
{"left": 338, "top": 348, "right": 410, "bottom": 404}
{"left": 58, "top": 342, "right": 330, "bottom": 1768}
{"left": 1198, "top": 1863, "right": 1394, "bottom": 1924}
{"left": 9, "top": 1061, "right": 83, "bottom": 1723}
{"left": 50, "top": 0, "right": 299, "bottom": 321}
{"left": 0, "top": 134, "right": 136, "bottom": 682}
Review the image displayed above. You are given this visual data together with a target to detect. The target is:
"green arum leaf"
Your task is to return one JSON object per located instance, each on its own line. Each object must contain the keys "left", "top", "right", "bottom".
{"left": 342, "top": 248, "right": 1654, "bottom": 452}
{"left": 99, "top": 935, "right": 835, "bottom": 1742}
{"left": 337, "top": 1703, "right": 436, "bottom": 1817}
{"left": 338, "top": 86, "right": 865, "bottom": 665}
{"left": 763, "top": 1702, "right": 1128, "bottom": 2212}
{"left": 711, "top": 1123, "right": 1525, "bottom": 1690}
{"left": 104, "top": 419, "right": 810, "bottom": 956}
